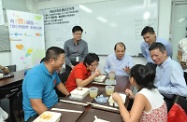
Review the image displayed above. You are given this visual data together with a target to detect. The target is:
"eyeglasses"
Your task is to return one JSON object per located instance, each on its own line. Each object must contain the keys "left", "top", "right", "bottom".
{"left": 90, "top": 63, "right": 99, "bottom": 67}
{"left": 74, "top": 32, "right": 82, "bottom": 36}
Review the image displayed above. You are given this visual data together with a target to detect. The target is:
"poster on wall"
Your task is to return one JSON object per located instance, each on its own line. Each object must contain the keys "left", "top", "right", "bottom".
{"left": 0, "top": 0, "right": 4, "bottom": 25}
{"left": 39, "top": 5, "right": 80, "bottom": 49}
{"left": 7, "top": 10, "right": 45, "bottom": 70}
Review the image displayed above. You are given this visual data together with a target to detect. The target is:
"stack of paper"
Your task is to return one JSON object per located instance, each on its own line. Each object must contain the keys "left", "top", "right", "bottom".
{"left": 70, "top": 87, "right": 89, "bottom": 99}
{"left": 94, "top": 75, "right": 106, "bottom": 82}
{"left": 33, "top": 111, "right": 61, "bottom": 122}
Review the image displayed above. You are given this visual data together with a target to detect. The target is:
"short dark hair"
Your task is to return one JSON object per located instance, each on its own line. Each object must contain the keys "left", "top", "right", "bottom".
{"left": 145, "top": 62, "right": 157, "bottom": 74}
{"left": 141, "top": 26, "right": 155, "bottom": 36}
{"left": 40, "top": 57, "right": 45, "bottom": 63}
{"left": 83, "top": 53, "right": 99, "bottom": 66}
{"left": 72, "top": 26, "right": 83, "bottom": 33}
{"left": 45, "top": 47, "right": 65, "bottom": 62}
{"left": 149, "top": 42, "right": 166, "bottom": 53}
{"left": 114, "top": 42, "right": 126, "bottom": 50}
{"left": 130, "top": 64, "right": 155, "bottom": 90}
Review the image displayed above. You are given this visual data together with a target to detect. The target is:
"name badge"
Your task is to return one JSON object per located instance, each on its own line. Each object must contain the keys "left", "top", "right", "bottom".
{"left": 76, "top": 56, "right": 79, "bottom": 62}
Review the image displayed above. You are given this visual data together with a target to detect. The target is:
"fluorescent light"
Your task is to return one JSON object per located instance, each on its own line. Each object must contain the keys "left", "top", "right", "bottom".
{"left": 97, "top": 16, "right": 108, "bottom": 23}
{"left": 143, "top": 11, "right": 150, "bottom": 20}
{"left": 178, "top": 17, "right": 186, "bottom": 23}
{"left": 79, "top": 5, "right": 92, "bottom": 13}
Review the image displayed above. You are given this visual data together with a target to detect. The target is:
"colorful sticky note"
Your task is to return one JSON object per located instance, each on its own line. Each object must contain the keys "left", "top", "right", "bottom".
{"left": 16, "top": 44, "right": 24, "bottom": 50}
{"left": 27, "top": 48, "right": 33, "bottom": 54}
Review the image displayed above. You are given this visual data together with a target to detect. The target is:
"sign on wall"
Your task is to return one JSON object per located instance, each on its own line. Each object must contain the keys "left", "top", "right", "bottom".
{"left": 7, "top": 10, "right": 45, "bottom": 70}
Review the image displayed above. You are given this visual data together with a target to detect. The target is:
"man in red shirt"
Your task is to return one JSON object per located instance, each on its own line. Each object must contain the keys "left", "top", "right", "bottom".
{"left": 65, "top": 53, "right": 100, "bottom": 92}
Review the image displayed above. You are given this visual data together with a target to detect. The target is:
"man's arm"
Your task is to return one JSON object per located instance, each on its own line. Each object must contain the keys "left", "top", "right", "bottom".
{"left": 140, "top": 43, "right": 147, "bottom": 58}
{"left": 82, "top": 42, "right": 88, "bottom": 59}
{"left": 76, "top": 70, "right": 100, "bottom": 87}
{"left": 64, "top": 41, "right": 73, "bottom": 67}
{"left": 30, "top": 99, "right": 48, "bottom": 115}
{"left": 158, "top": 63, "right": 187, "bottom": 97}
{"left": 56, "top": 82, "right": 69, "bottom": 96}
{"left": 165, "top": 42, "right": 173, "bottom": 58}
{"left": 103, "top": 56, "right": 110, "bottom": 74}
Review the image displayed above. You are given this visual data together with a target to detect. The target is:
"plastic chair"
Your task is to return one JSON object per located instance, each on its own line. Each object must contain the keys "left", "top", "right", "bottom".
{"left": 168, "top": 103, "right": 187, "bottom": 122}
{"left": 56, "top": 71, "right": 70, "bottom": 97}
{"left": 175, "top": 96, "right": 187, "bottom": 113}
{"left": 58, "top": 71, "right": 70, "bottom": 84}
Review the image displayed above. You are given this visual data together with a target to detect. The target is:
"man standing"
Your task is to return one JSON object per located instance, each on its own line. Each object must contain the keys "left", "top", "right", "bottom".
{"left": 22, "top": 47, "right": 69, "bottom": 122}
{"left": 64, "top": 26, "right": 88, "bottom": 71}
{"left": 178, "top": 38, "right": 187, "bottom": 83}
{"left": 104, "top": 42, "right": 134, "bottom": 76}
{"left": 141, "top": 26, "right": 173, "bottom": 63}
{"left": 149, "top": 42, "right": 187, "bottom": 110}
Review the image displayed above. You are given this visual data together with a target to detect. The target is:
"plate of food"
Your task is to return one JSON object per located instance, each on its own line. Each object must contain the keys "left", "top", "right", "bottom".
{"left": 33, "top": 111, "right": 61, "bottom": 122}
{"left": 94, "top": 75, "right": 106, "bottom": 82}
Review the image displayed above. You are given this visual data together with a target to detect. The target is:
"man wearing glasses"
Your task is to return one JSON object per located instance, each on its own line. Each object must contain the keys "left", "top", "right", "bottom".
{"left": 65, "top": 53, "right": 100, "bottom": 92}
{"left": 104, "top": 42, "right": 134, "bottom": 76}
{"left": 64, "top": 26, "right": 88, "bottom": 72}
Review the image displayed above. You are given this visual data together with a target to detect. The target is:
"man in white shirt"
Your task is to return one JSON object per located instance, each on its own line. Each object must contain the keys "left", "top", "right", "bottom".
{"left": 178, "top": 38, "right": 187, "bottom": 83}
{"left": 104, "top": 42, "right": 134, "bottom": 76}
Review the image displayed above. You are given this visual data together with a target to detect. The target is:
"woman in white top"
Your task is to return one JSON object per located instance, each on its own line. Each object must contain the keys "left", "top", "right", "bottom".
{"left": 112, "top": 64, "right": 167, "bottom": 122}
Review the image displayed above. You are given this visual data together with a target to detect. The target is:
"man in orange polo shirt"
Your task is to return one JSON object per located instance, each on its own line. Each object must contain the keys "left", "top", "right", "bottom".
{"left": 65, "top": 53, "right": 100, "bottom": 92}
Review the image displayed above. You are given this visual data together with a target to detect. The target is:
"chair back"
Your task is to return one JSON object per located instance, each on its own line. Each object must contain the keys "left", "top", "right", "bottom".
{"left": 58, "top": 71, "right": 70, "bottom": 83}
{"left": 175, "top": 96, "right": 187, "bottom": 113}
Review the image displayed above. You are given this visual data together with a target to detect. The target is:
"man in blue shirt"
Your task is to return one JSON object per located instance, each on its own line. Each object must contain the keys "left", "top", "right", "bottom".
{"left": 149, "top": 42, "right": 187, "bottom": 110}
{"left": 141, "top": 26, "right": 173, "bottom": 63}
{"left": 22, "top": 47, "right": 69, "bottom": 122}
{"left": 104, "top": 42, "right": 134, "bottom": 76}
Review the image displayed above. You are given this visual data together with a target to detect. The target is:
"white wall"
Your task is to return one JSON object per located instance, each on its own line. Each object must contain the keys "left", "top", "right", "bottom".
{"left": 0, "top": 0, "right": 171, "bottom": 69}
{"left": 36, "top": 0, "right": 172, "bottom": 40}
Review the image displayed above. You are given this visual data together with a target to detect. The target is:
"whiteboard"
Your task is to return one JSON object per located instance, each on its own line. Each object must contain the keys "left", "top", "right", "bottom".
{"left": 79, "top": 0, "right": 158, "bottom": 55}
{"left": 40, "top": 0, "right": 158, "bottom": 55}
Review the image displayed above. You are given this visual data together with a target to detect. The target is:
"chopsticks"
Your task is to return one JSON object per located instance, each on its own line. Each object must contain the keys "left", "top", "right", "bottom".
{"left": 51, "top": 108, "right": 83, "bottom": 113}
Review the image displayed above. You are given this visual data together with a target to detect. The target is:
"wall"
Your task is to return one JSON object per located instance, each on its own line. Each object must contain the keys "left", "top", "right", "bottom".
{"left": 0, "top": 0, "right": 171, "bottom": 69}
{"left": 36, "top": 0, "right": 171, "bottom": 73}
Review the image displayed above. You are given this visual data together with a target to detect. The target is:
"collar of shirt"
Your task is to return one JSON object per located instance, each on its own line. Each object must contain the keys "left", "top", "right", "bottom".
{"left": 72, "top": 39, "right": 80, "bottom": 45}
{"left": 115, "top": 54, "right": 125, "bottom": 61}
{"left": 159, "top": 57, "right": 171, "bottom": 68}
{"left": 41, "top": 62, "right": 56, "bottom": 77}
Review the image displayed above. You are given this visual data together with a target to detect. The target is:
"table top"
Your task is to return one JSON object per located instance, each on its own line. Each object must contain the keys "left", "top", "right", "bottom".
{"left": 59, "top": 75, "right": 133, "bottom": 121}
{"left": 0, "top": 70, "right": 25, "bottom": 87}
{"left": 50, "top": 102, "right": 85, "bottom": 122}
{"left": 77, "top": 108, "right": 123, "bottom": 122}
